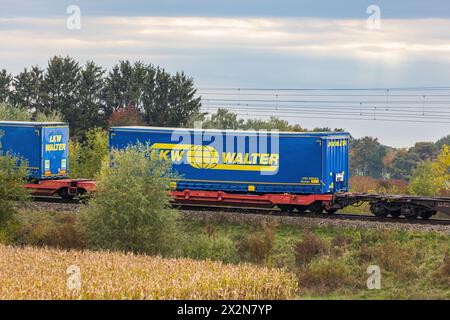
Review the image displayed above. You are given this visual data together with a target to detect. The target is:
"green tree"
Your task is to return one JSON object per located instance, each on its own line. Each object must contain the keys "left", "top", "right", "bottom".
{"left": 0, "top": 103, "right": 29, "bottom": 121}
{"left": 41, "top": 56, "right": 80, "bottom": 126}
{"left": 0, "top": 69, "right": 12, "bottom": 104}
{"left": 69, "top": 128, "right": 108, "bottom": 179}
{"left": 408, "top": 161, "right": 439, "bottom": 196}
{"left": 201, "top": 108, "right": 244, "bottom": 129}
{"left": 12, "top": 66, "right": 45, "bottom": 116}
{"left": 350, "top": 137, "right": 387, "bottom": 178}
{"left": 436, "top": 134, "right": 450, "bottom": 149}
{"left": 80, "top": 145, "right": 179, "bottom": 255}
{"left": 75, "top": 61, "right": 106, "bottom": 137}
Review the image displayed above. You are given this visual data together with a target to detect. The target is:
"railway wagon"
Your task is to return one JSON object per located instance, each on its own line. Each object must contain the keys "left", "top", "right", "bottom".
{"left": 0, "top": 121, "right": 69, "bottom": 179}
{"left": 109, "top": 126, "right": 351, "bottom": 199}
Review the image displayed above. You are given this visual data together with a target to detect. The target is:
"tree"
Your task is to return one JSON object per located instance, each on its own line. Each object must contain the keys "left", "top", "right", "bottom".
{"left": 201, "top": 108, "right": 244, "bottom": 129}
{"left": 350, "top": 137, "right": 387, "bottom": 178}
{"left": 79, "top": 145, "right": 180, "bottom": 255}
{"left": 12, "top": 66, "right": 45, "bottom": 116}
{"left": 0, "top": 69, "right": 12, "bottom": 104}
{"left": 75, "top": 61, "right": 106, "bottom": 137}
{"left": 108, "top": 105, "right": 144, "bottom": 127}
{"left": 387, "top": 150, "right": 420, "bottom": 180}
{"left": 433, "top": 145, "right": 450, "bottom": 192}
{"left": 436, "top": 134, "right": 450, "bottom": 149}
{"left": 408, "top": 161, "right": 439, "bottom": 196}
{"left": 41, "top": 56, "right": 80, "bottom": 125}
{"left": 0, "top": 103, "right": 30, "bottom": 121}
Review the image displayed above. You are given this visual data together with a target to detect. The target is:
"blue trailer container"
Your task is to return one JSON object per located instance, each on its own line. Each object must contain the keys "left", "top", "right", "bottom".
{"left": 109, "top": 126, "right": 350, "bottom": 194}
{"left": 0, "top": 121, "right": 69, "bottom": 179}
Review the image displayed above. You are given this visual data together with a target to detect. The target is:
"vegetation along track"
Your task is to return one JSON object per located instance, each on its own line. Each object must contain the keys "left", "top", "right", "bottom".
{"left": 28, "top": 197, "right": 450, "bottom": 232}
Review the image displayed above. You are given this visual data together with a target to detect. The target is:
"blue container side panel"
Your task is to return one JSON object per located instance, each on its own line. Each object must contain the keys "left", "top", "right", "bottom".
{"left": 42, "top": 126, "right": 69, "bottom": 178}
{"left": 110, "top": 127, "right": 350, "bottom": 195}
{"left": 0, "top": 125, "right": 41, "bottom": 178}
{"left": 0, "top": 123, "right": 69, "bottom": 179}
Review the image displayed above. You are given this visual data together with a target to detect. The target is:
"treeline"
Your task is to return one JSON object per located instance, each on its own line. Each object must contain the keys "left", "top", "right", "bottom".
{"left": 0, "top": 56, "right": 201, "bottom": 138}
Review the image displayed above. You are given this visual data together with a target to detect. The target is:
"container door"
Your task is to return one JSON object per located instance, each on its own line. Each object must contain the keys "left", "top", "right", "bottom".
{"left": 42, "top": 126, "right": 69, "bottom": 178}
{"left": 323, "top": 137, "right": 350, "bottom": 193}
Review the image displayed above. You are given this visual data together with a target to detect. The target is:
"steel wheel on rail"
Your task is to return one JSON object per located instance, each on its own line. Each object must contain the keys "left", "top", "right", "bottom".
{"left": 370, "top": 202, "right": 387, "bottom": 218}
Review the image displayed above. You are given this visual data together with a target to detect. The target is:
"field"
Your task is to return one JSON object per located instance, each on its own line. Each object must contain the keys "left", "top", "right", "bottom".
{"left": 0, "top": 245, "right": 296, "bottom": 300}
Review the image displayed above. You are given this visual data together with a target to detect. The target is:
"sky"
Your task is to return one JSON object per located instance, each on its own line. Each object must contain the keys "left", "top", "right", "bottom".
{"left": 1, "top": 0, "right": 450, "bottom": 147}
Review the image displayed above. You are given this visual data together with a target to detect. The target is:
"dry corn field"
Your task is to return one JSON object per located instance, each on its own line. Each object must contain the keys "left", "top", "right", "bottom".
{"left": 0, "top": 245, "right": 297, "bottom": 299}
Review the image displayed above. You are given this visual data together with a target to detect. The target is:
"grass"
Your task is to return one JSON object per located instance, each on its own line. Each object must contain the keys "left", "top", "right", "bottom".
{"left": 0, "top": 244, "right": 297, "bottom": 300}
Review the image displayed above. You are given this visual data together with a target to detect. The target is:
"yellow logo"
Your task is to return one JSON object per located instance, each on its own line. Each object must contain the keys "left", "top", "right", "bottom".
{"left": 45, "top": 135, "right": 66, "bottom": 152}
{"left": 328, "top": 140, "right": 347, "bottom": 147}
{"left": 151, "top": 143, "right": 279, "bottom": 172}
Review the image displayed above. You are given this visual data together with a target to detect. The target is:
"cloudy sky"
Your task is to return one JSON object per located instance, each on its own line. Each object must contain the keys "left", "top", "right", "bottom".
{"left": 1, "top": 0, "right": 450, "bottom": 147}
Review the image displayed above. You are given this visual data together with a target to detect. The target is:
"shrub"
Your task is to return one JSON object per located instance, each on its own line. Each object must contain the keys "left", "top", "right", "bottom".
{"left": 9, "top": 210, "right": 86, "bottom": 249}
{"left": 0, "top": 144, "right": 29, "bottom": 228}
{"left": 297, "top": 258, "right": 356, "bottom": 292}
{"left": 236, "top": 222, "right": 277, "bottom": 264}
{"left": 0, "top": 103, "right": 29, "bottom": 121}
{"left": 185, "top": 234, "right": 237, "bottom": 263}
{"left": 69, "top": 128, "right": 108, "bottom": 178}
{"left": 294, "top": 231, "right": 327, "bottom": 267}
{"left": 79, "top": 145, "right": 180, "bottom": 255}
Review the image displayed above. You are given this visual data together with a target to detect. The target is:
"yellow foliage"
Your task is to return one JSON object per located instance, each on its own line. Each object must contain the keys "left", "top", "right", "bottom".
{"left": 0, "top": 245, "right": 297, "bottom": 300}
{"left": 433, "top": 145, "right": 450, "bottom": 190}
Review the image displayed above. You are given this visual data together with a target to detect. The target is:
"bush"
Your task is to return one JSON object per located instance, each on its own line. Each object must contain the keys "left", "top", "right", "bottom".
{"left": 294, "top": 231, "right": 327, "bottom": 267}
{"left": 297, "top": 258, "right": 356, "bottom": 292}
{"left": 0, "top": 103, "right": 29, "bottom": 121}
{"left": 79, "top": 145, "right": 180, "bottom": 255}
{"left": 0, "top": 148, "right": 29, "bottom": 228}
{"left": 69, "top": 128, "right": 108, "bottom": 178}
{"left": 8, "top": 210, "right": 86, "bottom": 249}
{"left": 236, "top": 222, "right": 277, "bottom": 264}
{"left": 185, "top": 234, "right": 237, "bottom": 263}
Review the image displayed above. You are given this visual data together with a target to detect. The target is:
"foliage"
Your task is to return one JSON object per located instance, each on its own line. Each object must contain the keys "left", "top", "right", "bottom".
{"left": 108, "top": 105, "right": 145, "bottom": 127}
{"left": 408, "top": 161, "right": 439, "bottom": 196}
{"left": 433, "top": 145, "right": 450, "bottom": 193}
{"left": 184, "top": 233, "right": 236, "bottom": 263}
{"left": 294, "top": 231, "right": 327, "bottom": 267}
{"left": 7, "top": 210, "right": 85, "bottom": 249}
{"left": 350, "top": 136, "right": 387, "bottom": 178}
{"left": 0, "top": 149, "right": 29, "bottom": 227}
{"left": 69, "top": 128, "right": 108, "bottom": 179}
{"left": 79, "top": 145, "right": 180, "bottom": 255}
{"left": 0, "top": 103, "right": 29, "bottom": 121}
{"left": 236, "top": 222, "right": 277, "bottom": 263}
{"left": 0, "top": 245, "right": 297, "bottom": 300}
{"left": 4, "top": 56, "right": 202, "bottom": 136}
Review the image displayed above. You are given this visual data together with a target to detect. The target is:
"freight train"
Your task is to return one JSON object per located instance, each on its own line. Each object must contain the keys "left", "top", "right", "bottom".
{"left": 1, "top": 120, "right": 449, "bottom": 219}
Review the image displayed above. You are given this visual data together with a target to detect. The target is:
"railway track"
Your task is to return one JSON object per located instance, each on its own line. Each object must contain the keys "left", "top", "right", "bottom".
{"left": 31, "top": 196, "right": 450, "bottom": 226}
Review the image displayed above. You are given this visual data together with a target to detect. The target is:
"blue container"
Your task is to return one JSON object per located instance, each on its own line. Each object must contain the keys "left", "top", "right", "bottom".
{"left": 109, "top": 126, "right": 350, "bottom": 194}
{"left": 0, "top": 121, "right": 69, "bottom": 179}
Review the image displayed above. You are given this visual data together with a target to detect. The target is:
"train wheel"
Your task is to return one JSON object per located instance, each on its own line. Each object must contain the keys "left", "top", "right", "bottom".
{"left": 296, "top": 206, "right": 307, "bottom": 214}
{"left": 278, "top": 205, "right": 295, "bottom": 213}
{"left": 390, "top": 211, "right": 401, "bottom": 218}
{"left": 309, "top": 202, "right": 324, "bottom": 214}
{"left": 420, "top": 211, "right": 434, "bottom": 220}
{"left": 402, "top": 205, "right": 418, "bottom": 219}
{"left": 370, "top": 202, "right": 387, "bottom": 218}
{"left": 325, "top": 208, "right": 338, "bottom": 215}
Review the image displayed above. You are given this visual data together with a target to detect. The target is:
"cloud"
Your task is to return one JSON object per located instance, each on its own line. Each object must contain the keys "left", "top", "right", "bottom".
{"left": 2, "top": 16, "right": 450, "bottom": 64}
